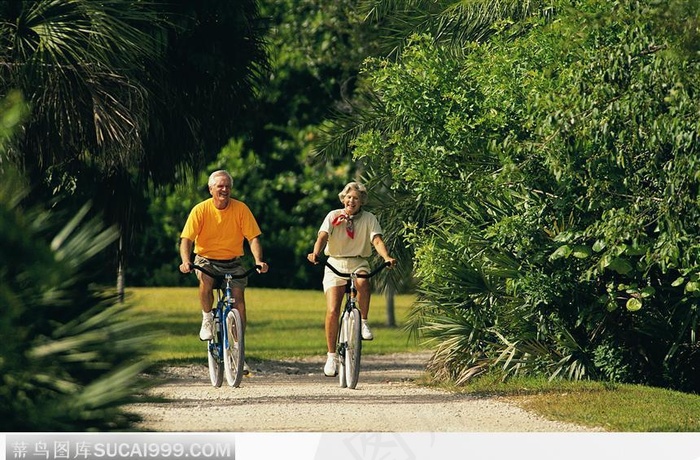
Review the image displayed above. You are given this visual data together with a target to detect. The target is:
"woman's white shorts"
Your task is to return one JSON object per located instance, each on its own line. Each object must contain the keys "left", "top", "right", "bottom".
{"left": 323, "top": 256, "right": 370, "bottom": 292}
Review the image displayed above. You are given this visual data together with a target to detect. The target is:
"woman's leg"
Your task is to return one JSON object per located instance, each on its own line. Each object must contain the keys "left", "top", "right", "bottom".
{"left": 325, "top": 285, "right": 345, "bottom": 352}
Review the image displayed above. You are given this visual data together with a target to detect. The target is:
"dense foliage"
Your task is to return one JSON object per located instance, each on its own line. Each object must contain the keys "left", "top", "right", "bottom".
{"left": 3, "top": 0, "right": 698, "bottom": 400}
{"left": 344, "top": 0, "right": 700, "bottom": 391}
{"left": 128, "top": 0, "right": 386, "bottom": 289}
{"left": 0, "top": 0, "right": 268, "bottom": 287}
{"left": 0, "top": 0, "right": 265, "bottom": 429}
{"left": 0, "top": 97, "right": 154, "bottom": 429}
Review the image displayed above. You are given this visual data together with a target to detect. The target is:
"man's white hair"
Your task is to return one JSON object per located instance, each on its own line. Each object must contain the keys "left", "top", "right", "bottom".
{"left": 208, "top": 170, "right": 233, "bottom": 187}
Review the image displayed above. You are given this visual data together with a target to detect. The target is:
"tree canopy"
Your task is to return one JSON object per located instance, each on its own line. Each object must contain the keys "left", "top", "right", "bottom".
{"left": 0, "top": 0, "right": 267, "bottom": 185}
{"left": 3, "top": 0, "right": 699, "bottom": 395}
{"left": 0, "top": 0, "right": 268, "bottom": 288}
{"left": 331, "top": 0, "right": 700, "bottom": 391}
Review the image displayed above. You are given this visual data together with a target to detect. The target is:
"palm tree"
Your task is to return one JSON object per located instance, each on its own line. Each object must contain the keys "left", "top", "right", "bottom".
{"left": 0, "top": 0, "right": 267, "bottom": 180}
{"left": 0, "top": 164, "right": 156, "bottom": 430}
{"left": 1, "top": 0, "right": 167, "bottom": 301}
{"left": 312, "top": 0, "right": 543, "bottom": 324}
{"left": 0, "top": 93, "right": 153, "bottom": 430}
{"left": 0, "top": 0, "right": 162, "bottom": 173}
{"left": 0, "top": 0, "right": 268, "bottom": 297}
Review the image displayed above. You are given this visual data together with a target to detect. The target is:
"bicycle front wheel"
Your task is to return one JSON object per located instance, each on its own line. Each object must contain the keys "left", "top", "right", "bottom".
{"left": 337, "top": 310, "right": 349, "bottom": 388}
{"left": 223, "top": 308, "right": 245, "bottom": 387}
{"left": 208, "top": 322, "right": 224, "bottom": 387}
{"left": 344, "top": 308, "right": 362, "bottom": 389}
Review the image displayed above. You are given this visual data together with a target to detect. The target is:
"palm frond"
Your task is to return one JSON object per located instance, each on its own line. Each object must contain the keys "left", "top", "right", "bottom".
{"left": 0, "top": 164, "right": 156, "bottom": 431}
{"left": 359, "top": 0, "right": 547, "bottom": 59}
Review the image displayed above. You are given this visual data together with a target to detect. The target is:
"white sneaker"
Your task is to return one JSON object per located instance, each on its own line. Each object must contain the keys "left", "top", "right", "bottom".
{"left": 324, "top": 353, "right": 337, "bottom": 377}
{"left": 199, "top": 316, "right": 214, "bottom": 341}
{"left": 361, "top": 320, "right": 374, "bottom": 341}
{"left": 243, "top": 361, "right": 250, "bottom": 375}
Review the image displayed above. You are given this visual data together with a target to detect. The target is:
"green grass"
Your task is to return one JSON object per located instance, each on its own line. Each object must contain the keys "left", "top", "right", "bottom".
{"left": 127, "top": 286, "right": 700, "bottom": 432}
{"left": 521, "top": 383, "right": 700, "bottom": 431}
{"left": 126, "top": 286, "right": 425, "bottom": 364}
{"left": 424, "top": 373, "right": 700, "bottom": 432}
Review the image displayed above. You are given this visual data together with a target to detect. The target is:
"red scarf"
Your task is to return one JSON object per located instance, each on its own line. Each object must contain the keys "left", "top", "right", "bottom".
{"left": 331, "top": 211, "right": 355, "bottom": 239}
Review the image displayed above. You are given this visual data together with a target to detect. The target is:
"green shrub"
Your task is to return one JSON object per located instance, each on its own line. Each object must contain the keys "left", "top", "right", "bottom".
{"left": 0, "top": 165, "right": 155, "bottom": 431}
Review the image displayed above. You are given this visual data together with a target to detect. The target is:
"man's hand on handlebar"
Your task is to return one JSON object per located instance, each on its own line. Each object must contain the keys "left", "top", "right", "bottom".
{"left": 255, "top": 261, "right": 269, "bottom": 273}
{"left": 179, "top": 261, "right": 193, "bottom": 273}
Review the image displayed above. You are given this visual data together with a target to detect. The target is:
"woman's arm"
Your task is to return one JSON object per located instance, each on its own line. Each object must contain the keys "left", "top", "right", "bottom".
{"left": 307, "top": 231, "right": 329, "bottom": 264}
{"left": 371, "top": 235, "right": 396, "bottom": 266}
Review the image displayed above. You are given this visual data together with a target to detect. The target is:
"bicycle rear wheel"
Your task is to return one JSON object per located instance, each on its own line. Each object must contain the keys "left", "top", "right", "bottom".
{"left": 207, "top": 317, "right": 224, "bottom": 387}
{"left": 344, "top": 308, "right": 362, "bottom": 389}
{"left": 223, "top": 308, "right": 245, "bottom": 387}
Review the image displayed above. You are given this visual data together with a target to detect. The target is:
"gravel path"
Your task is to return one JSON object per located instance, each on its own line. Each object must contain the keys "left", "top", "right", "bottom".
{"left": 128, "top": 352, "right": 602, "bottom": 432}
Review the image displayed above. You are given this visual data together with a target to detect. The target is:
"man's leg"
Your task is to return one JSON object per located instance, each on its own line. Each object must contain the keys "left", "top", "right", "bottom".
{"left": 198, "top": 273, "right": 216, "bottom": 340}
{"left": 198, "top": 273, "right": 215, "bottom": 313}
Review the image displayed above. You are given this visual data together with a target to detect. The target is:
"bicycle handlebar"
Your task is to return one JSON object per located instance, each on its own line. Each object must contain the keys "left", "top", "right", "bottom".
{"left": 321, "top": 259, "right": 391, "bottom": 279}
{"left": 190, "top": 264, "right": 262, "bottom": 281}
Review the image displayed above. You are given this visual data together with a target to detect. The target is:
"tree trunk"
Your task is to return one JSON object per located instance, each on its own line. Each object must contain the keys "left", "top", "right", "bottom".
{"left": 117, "top": 235, "right": 125, "bottom": 303}
{"left": 385, "top": 284, "right": 396, "bottom": 327}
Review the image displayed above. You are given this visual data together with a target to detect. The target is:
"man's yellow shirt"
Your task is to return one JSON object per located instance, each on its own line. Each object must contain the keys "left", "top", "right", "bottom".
{"left": 181, "top": 198, "right": 261, "bottom": 260}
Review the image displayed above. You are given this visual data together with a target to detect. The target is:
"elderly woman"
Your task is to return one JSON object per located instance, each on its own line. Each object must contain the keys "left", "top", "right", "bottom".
{"left": 307, "top": 181, "right": 396, "bottom": 377}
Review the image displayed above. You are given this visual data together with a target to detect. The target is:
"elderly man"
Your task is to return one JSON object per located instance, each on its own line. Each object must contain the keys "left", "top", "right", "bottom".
{"left": 179, "top": 170, "right": 269, "bottom": 342}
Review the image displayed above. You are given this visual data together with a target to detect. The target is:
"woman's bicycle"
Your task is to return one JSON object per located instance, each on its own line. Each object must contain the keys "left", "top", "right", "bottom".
{"left": 190, "top": 264, "right": 260, "bottom": 388}
{"left": 322, "top": 259, "right": 390, "bottom": 389}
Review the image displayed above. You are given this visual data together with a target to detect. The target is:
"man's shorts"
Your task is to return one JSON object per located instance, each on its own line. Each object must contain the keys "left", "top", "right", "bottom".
{"left": 194, "top": 255, "right": 248, "bottom": 289}
{"left": 323, "top": 256, "right": 370, "bottom": 293}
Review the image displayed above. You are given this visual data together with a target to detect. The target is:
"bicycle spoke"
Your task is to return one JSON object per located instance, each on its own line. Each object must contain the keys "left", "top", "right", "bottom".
{"left": 224, "top": 309, "right": 245, "bottom": 387}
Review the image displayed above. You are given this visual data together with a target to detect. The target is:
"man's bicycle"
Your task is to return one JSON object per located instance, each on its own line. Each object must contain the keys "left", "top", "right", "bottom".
{"left": 323, "top": 259, "right": 391, "bottom": 389}
{"left": 190, "top": 264, "right": 260, "bottom": 388}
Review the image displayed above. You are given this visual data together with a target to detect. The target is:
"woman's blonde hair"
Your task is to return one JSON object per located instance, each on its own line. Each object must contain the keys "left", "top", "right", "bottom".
{"left": 338, "top": 181, "right": 368, "bottom": 205}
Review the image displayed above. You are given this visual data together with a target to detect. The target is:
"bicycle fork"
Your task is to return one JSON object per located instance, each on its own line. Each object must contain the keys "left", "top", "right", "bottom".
{"left": 219, "top": 276, "right": 236, "bottom": 357}
{"left": 338, "top": 277, "right": 358, "bottom": 363}
{"left": 209, "top": 307, "right": 223, "bottom": 360}
{"left": 210, "top": 276, "right": 235, "bottom": 362}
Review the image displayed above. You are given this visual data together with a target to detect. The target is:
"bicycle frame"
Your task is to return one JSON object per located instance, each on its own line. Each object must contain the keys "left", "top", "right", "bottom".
{"left": 322, "top": 259, "right": 390, "bottom": 389}
{"left": 335, "top": 272, "right": 359, "bottom": 373}
{"left": 210, "top": 272, "right": 235, "bottom": 362}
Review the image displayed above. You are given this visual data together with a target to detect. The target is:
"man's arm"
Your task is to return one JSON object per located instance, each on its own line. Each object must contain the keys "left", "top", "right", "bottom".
{"left": 248, "top": 236, "right": 269, "bottom": 273}
{"left": 179, "top": 238, "right": 194, "bottom": 273}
